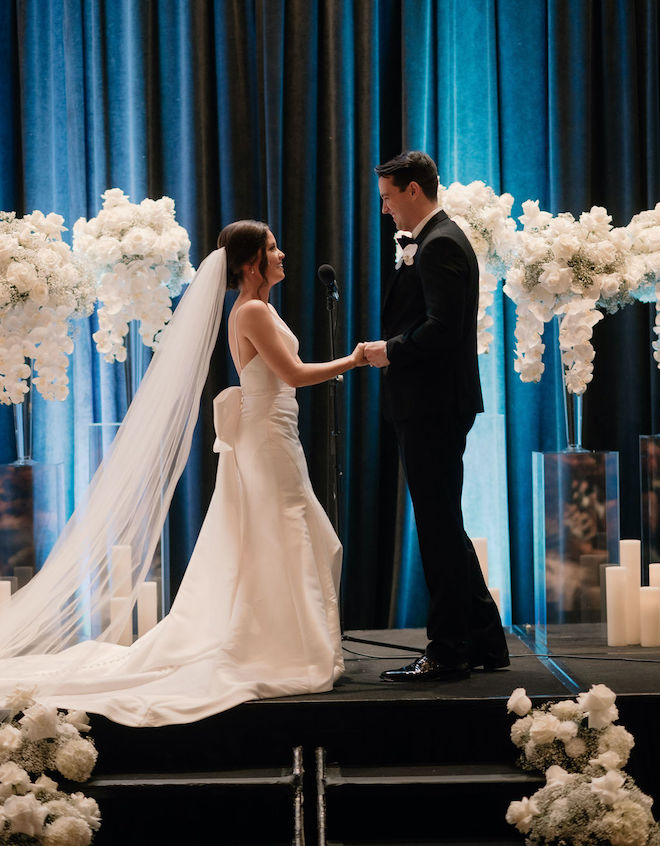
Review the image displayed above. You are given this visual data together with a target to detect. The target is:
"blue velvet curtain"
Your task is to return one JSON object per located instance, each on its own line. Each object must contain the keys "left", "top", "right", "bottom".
{"left": 1, "top": 0, "right": 658, "bottom": 627}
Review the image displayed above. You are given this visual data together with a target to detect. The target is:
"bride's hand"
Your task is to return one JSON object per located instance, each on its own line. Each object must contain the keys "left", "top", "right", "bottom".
{"left": 351, "top": 342, "right": 369, "bottom": 367}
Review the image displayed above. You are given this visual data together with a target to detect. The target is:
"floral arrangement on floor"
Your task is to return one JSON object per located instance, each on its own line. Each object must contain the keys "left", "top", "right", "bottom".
{"left": 0, "top": 689, "right": 100, "bottom": 845}
{"left": 73, "top": 188, "right": 194, "bottom": 363}
{"left": 501, "top": 202, "right": 648, "bottom": 394}
{"left": 506, "top": 684, "right": 660, "bottom": 846}
{"left": 0, "top": 211, "right": 95, "bottom": 404}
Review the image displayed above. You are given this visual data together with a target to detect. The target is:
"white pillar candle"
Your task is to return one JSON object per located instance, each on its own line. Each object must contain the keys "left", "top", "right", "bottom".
{"left": 471, "top": 537, "right": 488, "bottom": 584}
{"left": 605, "top": 566, "right": 629, "bottom": 647}
{"left": 489, "top": 586, "right": 501, "bottom": 615}
{"left": 138, "top": 582, "right": 158, "bottom": 637}
{"left": 111, "top": 545, "right": 132, "bottom": 598}
{"left": 0, "top": 582, "right": 11, "bottom": 608}
{"left": 620, "top": 539, "right": 641, "bottom": 644}
{"left": 640, "top": 587, "right": 660, "bottom": 647}
{"left": 649, "top": 563, "right": 660, "bottom": 589}
{"left": 110, "top": 597, "right": 133, "bottom": 646}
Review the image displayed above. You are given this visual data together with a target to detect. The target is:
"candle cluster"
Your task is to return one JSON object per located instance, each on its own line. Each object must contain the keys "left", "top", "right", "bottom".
{"left": 606, "top": 539, "right": 660, "bottom": 647}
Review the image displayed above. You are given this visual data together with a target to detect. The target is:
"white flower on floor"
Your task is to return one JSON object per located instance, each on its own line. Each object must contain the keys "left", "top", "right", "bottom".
{"left": 54, "top": 738, "right": 98, "bottom": 782}
{"left": 19, "top": 702, "right": 60, "bottom": 741}
{"left": 590, "top": 770, "right": 626, "bottom": 805}
{"left": 578, "top": 683, "right": 619, "bottom": 729}
{"left": 545, "top": 765, "right": 574, "bottom": 786}
{"left": 505, "top": 795, "right": 539, "bottom": 833}
{"left": 0, "top": 761, "right": 31, "bottom": 798}
{"left": 43, "top": 815, "right": 92, "bottom": 846}
{"left": 3, "top": 791, "right": 48, "bottom": 836}
{"left": 68, "top": 792, "right": 102, "bottom": 830}
{"left": 507, "top": 687, "right": 532, "bottom": 716}
{"left": 0, "top": 724, "right": 22, "bottom": 761}
{"left": 530, "top": 713, "right": 563, "bottom": 745}
{"left": 63, "top": 711, "right": 91, "bottom": 734}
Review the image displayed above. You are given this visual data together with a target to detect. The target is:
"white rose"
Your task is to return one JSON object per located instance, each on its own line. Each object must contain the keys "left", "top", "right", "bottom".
{"left": 19, "top": 702, "right": 59, "bottom": 740}
{"left": 31, "top": 774, "right": 58, "bottom": 794}
{"left": 549, "top": 700, "right": 583, "bottom": 720}
{"left": 6, "top": 261, "right": 38, "bottom": 294}
{"left": 552, "top": 233, "right": 581, "bottom": 262}
{"left": 590, "top": 769, "right": 626, "bottom": 806}
{"left": 545, "top": 765, "right": 573, "bottom": 786}
{"left": 590, "top": 750, "right": 622, "bottom": 771}
{"left": 505, "top": 796, "right": 539, "bottom": 833}
{"left": 121, "top": 226, "right": 156, "bottom": 257}
{"left": 507, "top": 688, "right": 532, "bottom": 716}
{"left": 0, "top": 234, "right": 18, "bottom": 263}
{"left": 92, "top": 236, "right": 123, "bottom": 266}
{"left": 101, "top": 187, "right": 129, "bottom": 208}
{"left": 0, "top": 761, "right": 31, "bottom": 797}
{"left": 3, "top": 792, "right": 48, "bottom": 836}
{"left": 589, "top": 239, "right": 618, "bottom": 267}
{"left": 43, "top": 815, "right": 92, "bottom": 846}
{"left": 555, "top": 720, "right": 578, "bottom": 744}
{"left": 577, "top": 684, "right": 618, "bottom": 729}
{"left": 529, "top": 713, "right": 562, "bottom": 745}
{"left": 29, "top": 281, "right": 50, "bottom": 305}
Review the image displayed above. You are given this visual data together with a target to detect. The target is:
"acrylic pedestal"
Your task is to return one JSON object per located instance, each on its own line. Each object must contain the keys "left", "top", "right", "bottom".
{"left": 89, "top": 423, "right": 170, "bottom": 621}
{"left": 640, "top": 435, "right": 660, "bottom": 582}
{"left": 0, "top": 462, "right": 65, "bottom": 593}
{"left": 533, "top": 450, "right": 619, "bottom": 647}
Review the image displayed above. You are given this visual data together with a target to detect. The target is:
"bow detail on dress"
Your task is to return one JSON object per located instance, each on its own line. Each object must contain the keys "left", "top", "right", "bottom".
{"left": 212, "top": 386, "right": 242, "bottom": 453}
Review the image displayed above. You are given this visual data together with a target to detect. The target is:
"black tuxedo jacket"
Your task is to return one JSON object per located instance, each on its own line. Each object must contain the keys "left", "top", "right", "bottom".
{"left": 382, "top": 210, "right": 484, "bottom": 422}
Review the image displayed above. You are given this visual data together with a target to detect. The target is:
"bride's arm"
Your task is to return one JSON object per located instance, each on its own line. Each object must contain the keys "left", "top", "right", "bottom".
{"left": 237, "top": 300, "right": 367, "bottom": 387}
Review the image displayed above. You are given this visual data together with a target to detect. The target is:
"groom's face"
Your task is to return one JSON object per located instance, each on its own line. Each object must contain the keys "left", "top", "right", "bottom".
{"left": 378, "top": 176, "right": 415, "bottom": 232}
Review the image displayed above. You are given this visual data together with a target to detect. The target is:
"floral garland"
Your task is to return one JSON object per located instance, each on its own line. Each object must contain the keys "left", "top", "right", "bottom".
{"left": 506, "top": 685, "right": 660, "bottom": 846}
{"left": 73, "top": 189, "right": 194, "bottom": 363}
{"left": 0, "top": 689, "right": 100, "bottom": 845}
{"left": 0, "top": 211, "right": 95, "bottom": 404}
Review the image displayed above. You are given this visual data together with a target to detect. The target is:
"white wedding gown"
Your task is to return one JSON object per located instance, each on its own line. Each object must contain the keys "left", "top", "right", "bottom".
{"left": 0, "top": 306, "right": 344, "bottom": 726}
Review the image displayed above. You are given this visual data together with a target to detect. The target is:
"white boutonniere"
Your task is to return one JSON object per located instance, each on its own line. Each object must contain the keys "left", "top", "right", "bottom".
{"left": 396, "top": 243, "right": 418, "bottom": 269}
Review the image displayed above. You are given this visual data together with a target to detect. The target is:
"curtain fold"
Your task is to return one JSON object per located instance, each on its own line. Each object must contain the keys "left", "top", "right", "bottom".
{"left": 2, "top": 0, "right": 659, "bottom": 629}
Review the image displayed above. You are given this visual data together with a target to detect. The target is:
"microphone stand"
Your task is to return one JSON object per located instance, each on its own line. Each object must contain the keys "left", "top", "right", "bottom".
{"left": 325, "top": 287, "right": 341, "bottom": 536}
{"left": 322, "top": 278, "right": 423, "bottom": 658}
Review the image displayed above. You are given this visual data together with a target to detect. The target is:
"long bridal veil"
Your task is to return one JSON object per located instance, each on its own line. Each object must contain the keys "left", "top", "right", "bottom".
{"left": 0, "top": 249, "right": 227, "bottom": 659}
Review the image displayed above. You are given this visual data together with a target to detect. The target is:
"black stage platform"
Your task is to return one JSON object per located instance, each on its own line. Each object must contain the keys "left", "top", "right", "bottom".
{"left": 86, "top": 625, "right": 660, "bottom": 846}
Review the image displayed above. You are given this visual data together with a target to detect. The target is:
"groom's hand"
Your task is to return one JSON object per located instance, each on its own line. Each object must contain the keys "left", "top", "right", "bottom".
{"left": 364, "top": 341, "right": 389, "bottom": 368}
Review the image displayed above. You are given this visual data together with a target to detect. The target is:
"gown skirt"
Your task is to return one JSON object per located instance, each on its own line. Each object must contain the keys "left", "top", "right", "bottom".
{"left": 0, "top": 311, "right": 344, "bottom": 727}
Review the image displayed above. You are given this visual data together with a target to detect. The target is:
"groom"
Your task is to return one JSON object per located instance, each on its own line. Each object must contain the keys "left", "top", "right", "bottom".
{"left": 364, "top": 151, "right": 509, "bottom": 682}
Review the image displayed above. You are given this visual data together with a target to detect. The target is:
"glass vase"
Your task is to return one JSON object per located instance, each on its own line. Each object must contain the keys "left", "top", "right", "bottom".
{"left": 12, "top": 362, "right": 34, "bottom": 464}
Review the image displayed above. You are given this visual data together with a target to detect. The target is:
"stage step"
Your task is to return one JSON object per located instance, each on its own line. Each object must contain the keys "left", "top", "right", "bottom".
{"left": 317, "top": 751, "right": 541, "bottom": 844}
{"left": 88, "top": 750, "right": 305, "bottom": 846}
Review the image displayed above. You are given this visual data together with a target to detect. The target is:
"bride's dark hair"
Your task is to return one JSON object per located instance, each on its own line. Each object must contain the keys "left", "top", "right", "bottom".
{"left": 217, "top": 220, "right": 270, "bottom": 289}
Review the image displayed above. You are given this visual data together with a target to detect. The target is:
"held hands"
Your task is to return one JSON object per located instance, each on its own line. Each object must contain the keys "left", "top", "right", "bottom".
{"left": 351, "top": 342, "right": 369, "bottom": 367}
{"left": 363, "top": 340, "right": 389, "bottom": 368}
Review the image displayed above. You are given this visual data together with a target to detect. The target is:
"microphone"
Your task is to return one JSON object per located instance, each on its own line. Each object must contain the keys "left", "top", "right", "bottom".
{"left": 318, "top": 264, "right": 339, "bottom": 302}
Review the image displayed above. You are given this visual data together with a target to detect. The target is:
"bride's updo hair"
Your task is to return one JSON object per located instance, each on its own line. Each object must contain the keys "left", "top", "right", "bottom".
{"left": 217, "top": 220, "right": 270, "bottom": 290}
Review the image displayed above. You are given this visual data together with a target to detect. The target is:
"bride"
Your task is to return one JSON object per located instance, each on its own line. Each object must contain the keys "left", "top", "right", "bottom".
{"left": 0, "top": 220, "right": 366, "bottom": 726}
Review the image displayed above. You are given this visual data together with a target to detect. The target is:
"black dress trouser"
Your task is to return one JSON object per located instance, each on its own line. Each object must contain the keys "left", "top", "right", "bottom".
{"left": 392, "top": 412, "right": 508, "bottom": 666}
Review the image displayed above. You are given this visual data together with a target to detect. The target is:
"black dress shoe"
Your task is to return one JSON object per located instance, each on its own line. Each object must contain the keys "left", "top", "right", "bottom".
{"left": 380, "top": 655, "right": 470, "bottom": 683}
{"left": 469, "top": 654, "right": 510, "bottom": 671}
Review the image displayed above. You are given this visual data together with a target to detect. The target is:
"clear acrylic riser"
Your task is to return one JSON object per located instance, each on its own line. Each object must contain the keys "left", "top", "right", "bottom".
{"left": 0, "top": 462, "right": 65, "bottom": 593}
{"left": 89, "top": 423, "right": 170, "bottom": 621}
{"left": 640, "top": 435, "right": 660, "bottom": 582}
{"left": 533, "top": 450, "right": 620, "bottom": 648}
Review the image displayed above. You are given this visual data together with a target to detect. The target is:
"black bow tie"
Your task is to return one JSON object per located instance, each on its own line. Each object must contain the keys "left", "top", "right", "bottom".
{"left": 396, "top": 234, "right": 416, "bottom": 248}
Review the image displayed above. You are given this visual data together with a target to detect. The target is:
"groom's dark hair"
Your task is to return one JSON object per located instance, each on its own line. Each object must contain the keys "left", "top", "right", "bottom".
{"left": 375, "top": 151, "right": 439, "bottom": 201}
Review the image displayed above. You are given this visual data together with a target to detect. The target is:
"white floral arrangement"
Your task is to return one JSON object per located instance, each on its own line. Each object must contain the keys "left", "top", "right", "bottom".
{"left": 0, "top": 689, "right": 100, "bottom": 845}
{"left": 502, "top": 202, "right": 644, "bottom": 394}
{"left": 506, "top": 685, "right": 660, "bottom": 846}
{"left": 0, "top": 211, "right": 95, "bottom": 404}
{"left": 73, "top": 189, "right": 194, "bottom": 363}
{"left": 438, "top": 181, "right": 517, "bottom": 355}
{"left": 626, "top": 202, "right": 660, "bottom": 367}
